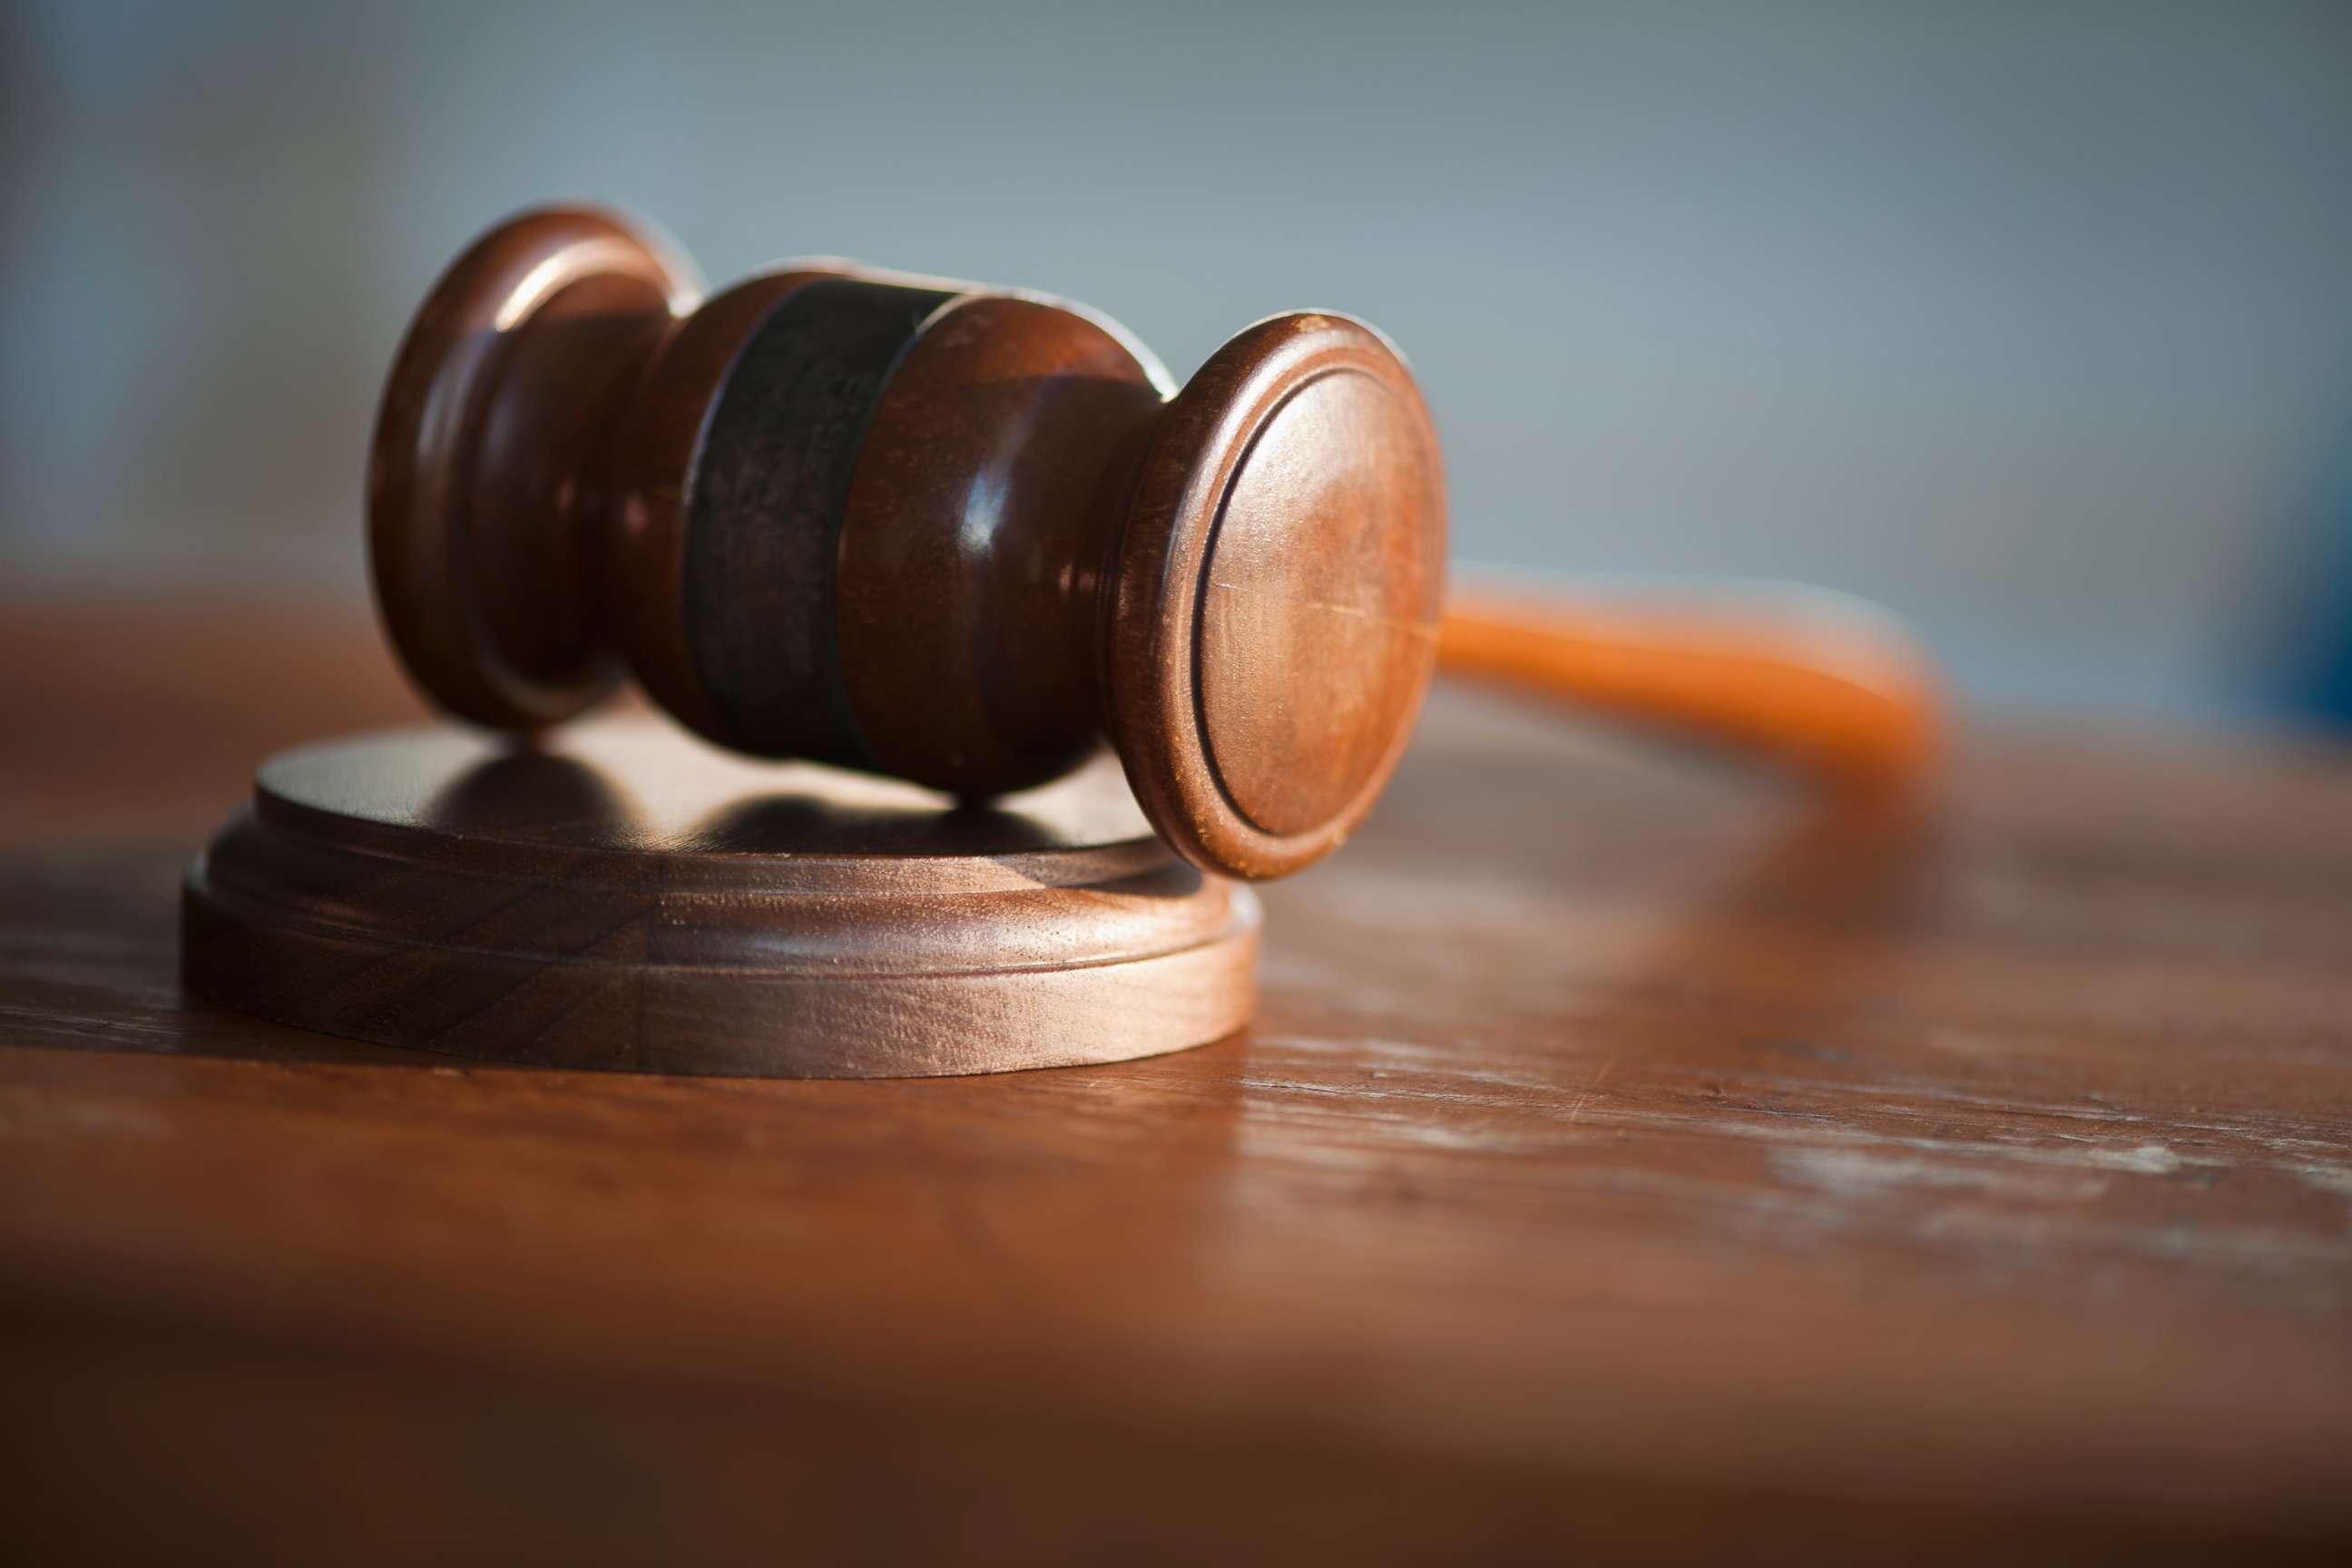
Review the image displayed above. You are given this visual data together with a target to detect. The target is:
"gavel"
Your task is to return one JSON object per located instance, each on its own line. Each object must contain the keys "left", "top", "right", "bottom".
{"left": 371, "top": 207, "right": 1936, "bottom": 880}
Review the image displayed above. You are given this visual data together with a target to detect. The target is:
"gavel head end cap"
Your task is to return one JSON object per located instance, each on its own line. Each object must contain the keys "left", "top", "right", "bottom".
{"left": 368, "top": 207, "right": 699, "bottom": 730}
{"left": 1110, "top": 312, "right": 1446, "bottom": 880}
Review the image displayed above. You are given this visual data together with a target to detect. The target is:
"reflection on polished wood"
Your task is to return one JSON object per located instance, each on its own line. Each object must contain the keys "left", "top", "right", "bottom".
{"left": 5, "top": 603, "right": 2351, "bottom": 1563}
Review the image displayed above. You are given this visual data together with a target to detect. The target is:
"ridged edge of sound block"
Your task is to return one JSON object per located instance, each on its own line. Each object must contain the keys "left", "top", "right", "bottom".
{"left": 180, "top": 723, "right": 1259, "bottom": 1078}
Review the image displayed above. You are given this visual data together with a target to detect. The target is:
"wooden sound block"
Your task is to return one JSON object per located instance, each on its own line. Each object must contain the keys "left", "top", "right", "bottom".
{"left": 181, "top": 721, "right": 1259, "bottom": 1078}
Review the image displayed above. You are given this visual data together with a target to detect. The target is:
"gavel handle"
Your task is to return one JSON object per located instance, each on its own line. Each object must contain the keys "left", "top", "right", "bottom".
{"left": 1437, "top": 582, "right": 1940, "bottom": 787}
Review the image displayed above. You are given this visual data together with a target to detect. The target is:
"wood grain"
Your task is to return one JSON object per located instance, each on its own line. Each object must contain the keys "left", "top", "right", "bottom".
{"left": 4, "top": 603, "right": 2351, "bottom": 1563}
{"left": 1115, "top": 310, "right": 1446, "bottom": 877}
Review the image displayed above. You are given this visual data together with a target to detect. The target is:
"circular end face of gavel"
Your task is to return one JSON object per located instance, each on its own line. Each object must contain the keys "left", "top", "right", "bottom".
{"left": 1112, "top": 312, "right": 1447, "bottom": 880}
{"left": 368, "top": 207, "right": 700, "bottom": 730}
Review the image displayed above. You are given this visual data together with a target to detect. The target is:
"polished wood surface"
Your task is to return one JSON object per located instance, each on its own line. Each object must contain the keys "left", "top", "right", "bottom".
{"left": 5, "top": 602, "right": 2351, "bottom": 1563}
{"left": 838, "top": 293, "right": 1164, "bottom": 795}
{"left": 181, "top": 724, "right": 1256, "bottom": 1077}
{"left": 370, "top": 208, "right": 1449, "bottom": 879}
{"left": 1115, "top": 310, "right": 1446, "bottom": 877}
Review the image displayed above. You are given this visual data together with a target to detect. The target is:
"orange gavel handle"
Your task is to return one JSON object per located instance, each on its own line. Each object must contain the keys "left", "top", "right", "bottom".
{"left": 1437, "top": 583, "right": 1940, "bottom": 788}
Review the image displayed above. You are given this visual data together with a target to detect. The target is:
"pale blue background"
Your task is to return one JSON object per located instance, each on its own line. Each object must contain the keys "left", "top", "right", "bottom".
{"left": 4, "top": 0, "right": 2348, "bottom": 720}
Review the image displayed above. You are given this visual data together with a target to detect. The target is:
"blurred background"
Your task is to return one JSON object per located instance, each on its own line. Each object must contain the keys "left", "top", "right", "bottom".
{"left": 3, "top": 0, "right": 2348, "bottom": 725}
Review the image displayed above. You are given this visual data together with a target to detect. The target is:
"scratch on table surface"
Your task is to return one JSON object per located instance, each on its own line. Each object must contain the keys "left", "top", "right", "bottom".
{"left": 1203, "top": 580, "right": 1440, "bottom": 642}
{"left": 1564, "top": 1045, "right": 1622, "bottom": 1128}
{"left": 2298, "top": 1164, "right": 2352, "bottom": 1197}
{"left": 1771, "top": 1146, "right": 2112, "bottom": 1203}
{"left": 1239, "top": 1071, "right": 2352, "bottom": 1229}
{"left": 2294, "top": 1163, "right": 2352, "bottom": 1232}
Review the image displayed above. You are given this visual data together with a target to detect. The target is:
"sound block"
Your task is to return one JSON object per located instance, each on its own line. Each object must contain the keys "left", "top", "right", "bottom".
{"left": 182, "top": 720, "right": 1259, "bottom": 1078}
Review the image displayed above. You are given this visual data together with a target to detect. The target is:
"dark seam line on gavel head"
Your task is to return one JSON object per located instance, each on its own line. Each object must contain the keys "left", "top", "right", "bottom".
{"left": 684, "top": 277, "right": 958, "bottom": 767}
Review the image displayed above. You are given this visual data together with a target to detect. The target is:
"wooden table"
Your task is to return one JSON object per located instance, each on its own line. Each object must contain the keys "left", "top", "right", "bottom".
{"left": 4, "top": 601, "right": 2348, "bottom": 1563}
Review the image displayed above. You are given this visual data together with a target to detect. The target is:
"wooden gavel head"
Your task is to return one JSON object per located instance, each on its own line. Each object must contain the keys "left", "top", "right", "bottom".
{"left": 370, "top": 208, "right": 1446, "bottom": 879}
